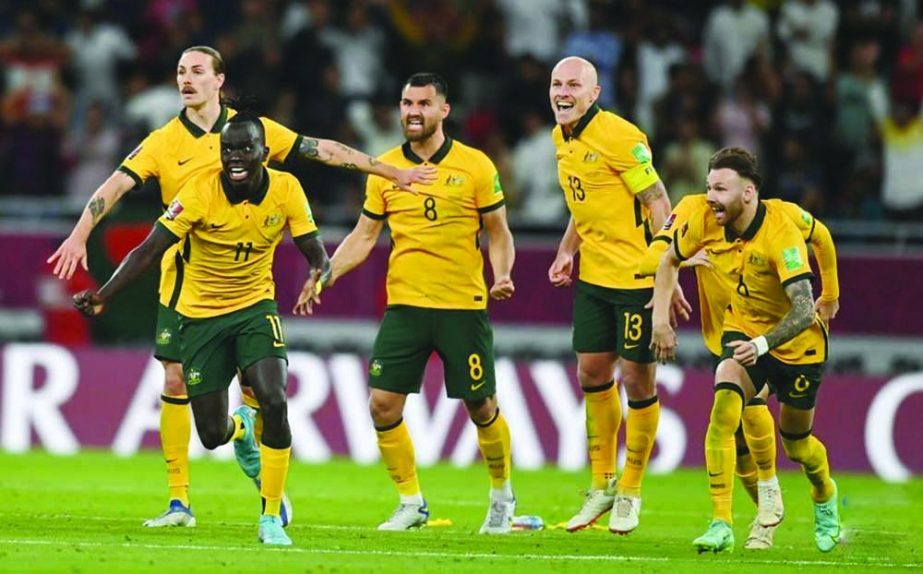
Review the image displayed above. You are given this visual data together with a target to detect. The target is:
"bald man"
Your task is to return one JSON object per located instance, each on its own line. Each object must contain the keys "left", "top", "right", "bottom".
{"left": 547, "top": 57, "right": 682, "bottom": 535}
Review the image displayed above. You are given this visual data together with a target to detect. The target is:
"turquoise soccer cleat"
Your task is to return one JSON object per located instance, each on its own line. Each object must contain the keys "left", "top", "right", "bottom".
{"left": 258, "top": 514, "right": 293, "bottom": 546}
{"left": 814, "top": 481, "right": 841, "bottom": 553}
{"left": 693, "top": 519, "right": 735, "bottom": 554}
{"left": 253, "top": 478, "right": 294, "bottom": 528}
{"left": 232, "top": 405, "right": 261, "bottom": 479}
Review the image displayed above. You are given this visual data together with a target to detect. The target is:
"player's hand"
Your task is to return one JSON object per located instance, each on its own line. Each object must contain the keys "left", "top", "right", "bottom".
{"left": 727, "top": 339, "right": 758, "bottom": 366}
{"left": 73, "top": 290, "right": 104, "bottom": 317}
{"left": 393, "top": 165, "right": 437, "bottom": 193}
{"left": 490, "top": 276, "right": 515, "bottom": 300}
{"left": 548, "top": 253, "right": 574, "bottom": 287}
{"left": 814, "top": 297, "right": 839, "bottom": 327}
{"left": 293, "top": 268, "right": 324, "bottom": 316}
{"left": 681, "top": 249, "right": 712, "bottom": 270}
{"left": 670, "top": 284, "right": 692, "bottom": 326}
{"left": 650, "top": 321, "right": 677, "bottom": 364}
{"left": 47, "top": 235, "right": 88, "bottom": 280}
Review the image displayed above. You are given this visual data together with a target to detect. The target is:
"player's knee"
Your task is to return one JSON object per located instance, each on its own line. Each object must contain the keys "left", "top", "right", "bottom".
{"left": 369, "top": 396, "right": 402, "bottom": 427}
{"left": 198, "top": 422, "right": 228, "bottom": 450}
{"left": 714, "top": 359, "right": 745, "bottom": 385}
{"left": 162, "top": 362, "right": 186, "bottom": 396}
{"left": 257, "top": 389, "right": 287, "bottom": 421}
{"left": 464, "top": 396, "right": 496, "bottom": 425}
{"left": 577, "top": 365, "right": 612, "bottom": 388}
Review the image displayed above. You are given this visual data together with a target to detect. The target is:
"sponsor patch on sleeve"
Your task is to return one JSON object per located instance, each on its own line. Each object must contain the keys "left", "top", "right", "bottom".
{"left": 782, "top": 246, "right": 804, "bottom": 270}
{"left": 631, "top": 142, "right": 652, "bottom": 164}
{"left": 126, "top": 145, "right": 142, "bottom": 161}
{"left": 662, "top": 212, "right": 677, "bottom": 232}
{"left": 165, "top": 199, "right": 184, "bottom": 221}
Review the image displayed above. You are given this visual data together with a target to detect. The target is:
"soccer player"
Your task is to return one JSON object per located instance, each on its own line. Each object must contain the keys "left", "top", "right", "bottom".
{"left": 638, "top": 193, "right": 839, "bottom": 549}
{"left": 74, "top": 112, "right": 325, "bottom": 546}
{"left": 47, "top": 46, "right": 434, "bottom": 527}
{"left": 547, "top": 56, "right": 684, "bottom": 534}
{"left": 302, "top": 73, "right": 517, "bottom": 534}
{"left": 651, "top": 147, "right": 841, "bottom": 553}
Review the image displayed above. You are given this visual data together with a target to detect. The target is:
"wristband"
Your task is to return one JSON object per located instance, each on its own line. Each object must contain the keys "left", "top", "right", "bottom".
{"left": 750, "top": 336, "right": 769, "bottom": 357}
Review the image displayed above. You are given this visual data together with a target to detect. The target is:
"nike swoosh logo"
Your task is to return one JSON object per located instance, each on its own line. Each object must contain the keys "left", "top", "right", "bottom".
{"left": 177, "top": 158, "right": 194, "bottom": 166}
{"left": 789, "top": 392, "right": 807, "bottom": 398}
{"left": 708, "top": 471, "right": 723, "bottom": 477}
{"left": 624, "top": 343, "right": 640, "bottom": 349}
{"left": 210, "top": 223, "right": 226, "bottom": 229}
{"left": 273, "top": 341, "right": 286, "bottom": 348}
{"left": 470, "top": 381, "right": 487, "bottom": 391}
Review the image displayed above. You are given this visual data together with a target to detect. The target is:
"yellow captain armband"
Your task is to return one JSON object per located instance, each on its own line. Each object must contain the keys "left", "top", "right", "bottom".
{"left": 622, "top": 162, "right": 660, "bottom": 195}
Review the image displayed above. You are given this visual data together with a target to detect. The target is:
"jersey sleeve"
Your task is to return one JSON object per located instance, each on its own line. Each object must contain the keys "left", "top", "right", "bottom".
{"left": 771, "top": 223, "right": 814, "bottom": 288}
{"left": 262, "top": 116, "right": 302, "bottom": 164}
{"left": 118, "top": 132, "right": 161, "bottom": 189}
{"left": 157, "top": 180, "right": 205, "bottom": 240}
{"left": 475, "top": 154, "right": 505, "bottom": 213}
{"left": 777, "top": 200, "right": 816, "bottom": 241}
{"left": 283, "top": 178, "right": 319, "bottom": 240}
{"left": 672, "top": 204, "right": 707, "bottom": 262}
{"left": 362, "top": 174, "right": 387, "bottom": 220}
{"left": 607, "top": 128, "right": 660, "bottom": 195}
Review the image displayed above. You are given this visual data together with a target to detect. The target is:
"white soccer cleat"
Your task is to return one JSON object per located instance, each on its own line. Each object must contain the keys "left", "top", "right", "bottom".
{"left": 377, "top": 501, "right": 429, "bottom": 531}
{"left": 757, "top": 481, "right": 784, "bottom": 527}
{"left": 142, "top": 499, "right": 196, "bottom": 528}
{"left": 609, "top": 494, "right": 641, "bottom": 534}
{"left": 566, "top": 478, "right": 616, "bottom": 532}
{"left": 479, "top": 498, "right": 516, "bottom": 535}
{"left": 744, "top": 519, "right": 776, "bottom": 549}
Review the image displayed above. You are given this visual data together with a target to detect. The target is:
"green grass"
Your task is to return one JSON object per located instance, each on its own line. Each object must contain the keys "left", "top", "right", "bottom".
{"left": 1, "top": 451, "right": 920, "bottom": 573}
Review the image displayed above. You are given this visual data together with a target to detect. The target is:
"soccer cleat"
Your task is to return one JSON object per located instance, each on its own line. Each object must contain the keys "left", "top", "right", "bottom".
{"left": 744, "top": 519, "right": 776, "bottom": 549}
{"left": 233, "top": 405, "right": 260, "bottom": 479}
{"left": 757, "top": 480, "right": 784, "bottom": 527}
{"left": 693, "top": 520, "right": 735, "bottom": 554}
{"left": 253, "top": 478, "right": 294, "bottom": 528}
{"left": 479, "top": 498, "right": 516, "bottom": 535}
{"left": 609, "top": 494, "right": 641, "bottom": 534}
{"left": 814, "top": 481, "right": 841, "bottom": 553}
{"left": 258, "top": 514, "right": 293, "bottom": 546}
{"left": 566, "top": 478, "right": 616, "bottom": 532}
{"left": 142, "top": 499, "right": 196, "bottom": 528}
{"left": 377, "top": 501, "right": 430, "bottom": 531}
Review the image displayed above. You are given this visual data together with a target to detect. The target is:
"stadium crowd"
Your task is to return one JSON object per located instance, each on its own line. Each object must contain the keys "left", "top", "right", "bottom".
{"left": 2, "top": 0, "right": 923, "bottom": 225}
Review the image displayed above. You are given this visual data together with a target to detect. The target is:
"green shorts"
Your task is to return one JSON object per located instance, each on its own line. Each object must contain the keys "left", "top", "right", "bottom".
{"left": 572, "top": 280, "right": 655, "bottom": 363}
{"left": 178, "top": 299, "right": 288, "bottom": 398}
{"left": 369, "top": 305, "right": 496, "bottom": 401}
{"left": 720, "top": 332, "right": 825, "bottom": 409}
{"left": 154, "top": 304, "right": 182, "bottom": 362}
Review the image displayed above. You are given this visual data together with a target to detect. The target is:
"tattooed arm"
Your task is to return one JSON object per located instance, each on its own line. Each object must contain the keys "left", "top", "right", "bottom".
{"left": 636, "top": 180, "right": 672, "bottom": 233}
{"left": 728, "top": 278, "right": 816, "bottom": 366}
{"left": 297, "top": 137, "right": 436, "bottom": 192}
{"left": 47, "top": 170, "right": 138, "bottom": 279}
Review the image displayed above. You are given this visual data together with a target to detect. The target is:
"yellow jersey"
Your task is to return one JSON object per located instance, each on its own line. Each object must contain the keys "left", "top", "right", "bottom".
{"left": 156, "top": 167, "right": 318, "bottom": 319}
{"left": 641, "top": 195, "right": 832, "bottom": 356}
{"left": 118, "top": 106, "right": 301, "bottom": 306}
{"left": 363, "top": 137, "right": 504, "bottom": 310}
{"left": 552, "top": 105, "right": 661, "bottom": 290}
{"left": 673, "top": 200, "right": 827, "bottom": 364}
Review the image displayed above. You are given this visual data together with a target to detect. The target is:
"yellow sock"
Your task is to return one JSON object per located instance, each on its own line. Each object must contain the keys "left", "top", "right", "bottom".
{"left": 618, "top": 397, "right": 660, "bottom": 497}
{"left": 241, "top": 389, "right": 260, "bottom": 410}
{"left": 742, "top": 402, "right": 776, "bottom": 481}
{"left": 475, "top": 409, "right": 512, "bottom": 489}
{"left": 705, "top": 387, "right": 743, "bottom": 524}
{"left": 735, "top": 443, "right": 759, "bottom": 505}
{"left": 253, "top": 410, "right": 264, "bottom": 446}
{"left": 584, "top": 380, "right": 621, "bottom": 490}
{"left": 259, "top": 443, "right": 291, "bottom": 516}
{"left": 230, "top": 413, "right": 245, "bottom": 441}
{"left": 376, "top": 418, "right": 421, "bottom": 497}
{"left": 160, "top": 394, "right": 191, "bottom": 506}
{"left": 782, "top": 434, "right": 835, "bottom": 503}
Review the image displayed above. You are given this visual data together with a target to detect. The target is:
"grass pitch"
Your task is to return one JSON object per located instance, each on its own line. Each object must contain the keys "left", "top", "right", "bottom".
{"left": 1, "top": 451, "right": 920, "bottom": 573}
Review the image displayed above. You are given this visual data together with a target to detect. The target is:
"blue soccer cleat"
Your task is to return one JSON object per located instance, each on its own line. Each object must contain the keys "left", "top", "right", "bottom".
{"left": 143, "top": 499, "right": 196, "bottom": 528}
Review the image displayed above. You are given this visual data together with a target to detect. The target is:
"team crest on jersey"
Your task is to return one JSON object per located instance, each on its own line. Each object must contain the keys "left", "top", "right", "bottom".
{"left": 187, "top": 369, "right": 203, "bottom": 386}
{"left": 156, "top": 328, "right": 172, "bottom": 346}
{"left": 445, "top": 174, "right": 466, "bottom": 187}
{"left": 583, "top": 151, "right": 599, "bottom": 163}
{"left": 631, "top": 142, "right": 652, "bottom": 164}
{"left": 126, "top": 144, "right": 143, "bottom": 160}
{"left": 748, "top": 252, "right": 768, "bottom": 267}
{"left": 263, "top": 212, "right": 283, "bottom": 228}
{"left": 369, "top": 359, "right": 383, "bottom": 377}
{"left": 165, "top": 199, "right": 184, "bottom": 220}
{"left": 662, "top": 213, "right": 676, "bottom": 231}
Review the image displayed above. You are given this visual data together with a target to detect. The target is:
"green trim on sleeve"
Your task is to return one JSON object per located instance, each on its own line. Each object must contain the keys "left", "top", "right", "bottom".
{"left": 652, "top": 234, "right": 672, "bottom": 245}
{"left": 672, "top": 229, "right": 688, "bottom": 262}
{"left": 284, "top": 134, "right": 304, "bottom": 164}
{"left": 293, "top": 230, "right": 320, "bottom": 244}
{"left": 117, "top": 166, "right": 144, "bottom": 190}
{"left": 154, "top": 221, "right": 181, "bottom": 243}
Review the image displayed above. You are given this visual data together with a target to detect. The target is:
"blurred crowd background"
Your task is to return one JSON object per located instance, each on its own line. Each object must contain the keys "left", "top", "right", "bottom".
{"left": 2, "top": 0, "right": 923, "bottom": 230}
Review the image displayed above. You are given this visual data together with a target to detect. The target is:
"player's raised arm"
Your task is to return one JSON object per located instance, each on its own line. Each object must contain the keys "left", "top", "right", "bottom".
{"left": 635, "top": 179, "right": 672, "bottom": 234}
{"left": 47, "top": 170, "right": 138, "bottom": 279}
{"left": 72, "top": 225, "right": 179, "bottom": 317}
{"left": 324, "top": 214, "right": 385, "bottom": 291}
{"left": 482, "top": 206, "right": 515, "bottom": 300}
{"left": 297, "top": 136, "right": 437, "bottom": 193}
